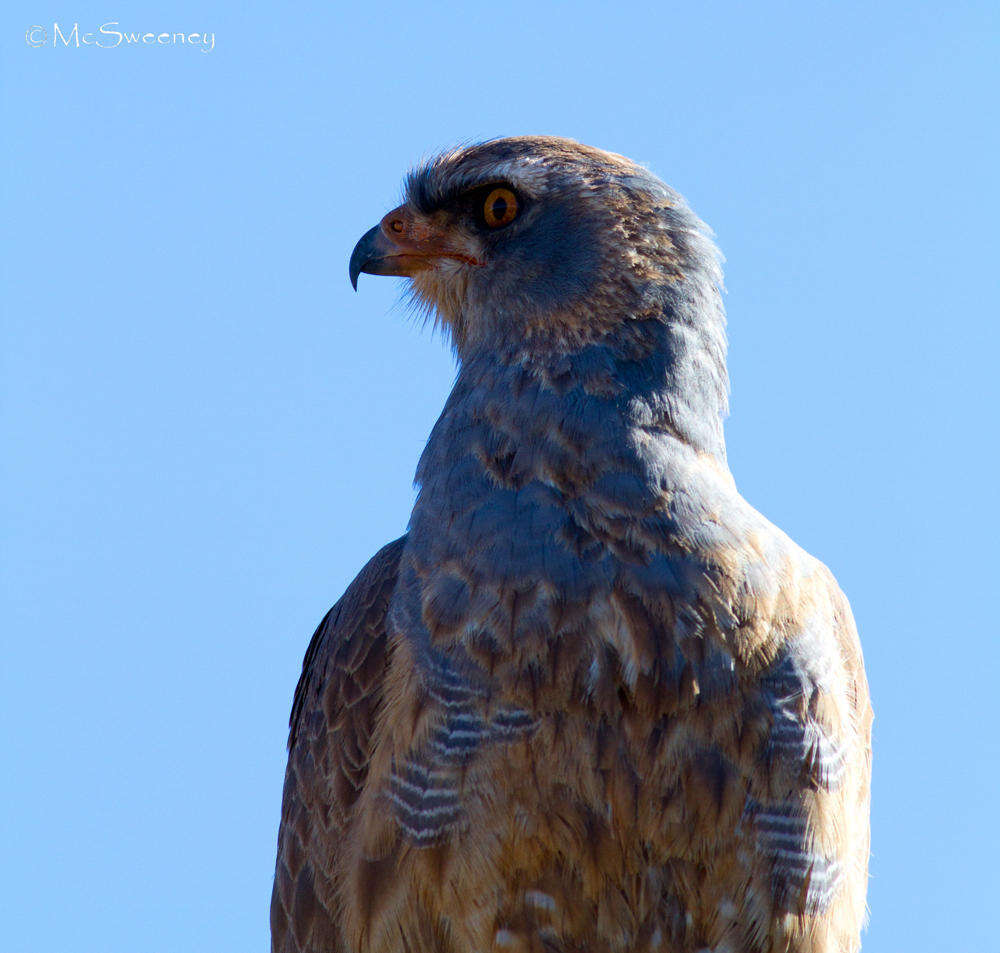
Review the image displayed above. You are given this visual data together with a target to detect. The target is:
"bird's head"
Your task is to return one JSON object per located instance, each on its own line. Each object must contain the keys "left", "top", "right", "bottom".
{"left": 349, "top": 136, "right": 725, "bottom": 363}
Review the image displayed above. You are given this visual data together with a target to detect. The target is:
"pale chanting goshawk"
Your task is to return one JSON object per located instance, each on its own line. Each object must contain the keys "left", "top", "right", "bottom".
{"left": 271, "top": 137, "right": 872, "bottom": 953}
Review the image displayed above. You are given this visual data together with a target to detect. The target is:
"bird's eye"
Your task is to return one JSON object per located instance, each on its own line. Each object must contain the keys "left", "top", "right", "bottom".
{"left": 481, "top": 187, "right": 519, "bottom": 228}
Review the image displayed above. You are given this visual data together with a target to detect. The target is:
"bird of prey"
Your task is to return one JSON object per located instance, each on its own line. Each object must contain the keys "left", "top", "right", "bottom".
{"left": 271, "top": 137, "right": 872, "bottom": 953}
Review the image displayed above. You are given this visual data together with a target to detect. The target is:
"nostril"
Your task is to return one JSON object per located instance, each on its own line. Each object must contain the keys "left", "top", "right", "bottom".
{"left": 390, "top": 219, "right": 404, "bottom": 234}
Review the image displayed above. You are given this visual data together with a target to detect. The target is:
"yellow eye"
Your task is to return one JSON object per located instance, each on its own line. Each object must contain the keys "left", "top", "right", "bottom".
{"left": 482, "top": 187, "right": 519, "bottom": 228}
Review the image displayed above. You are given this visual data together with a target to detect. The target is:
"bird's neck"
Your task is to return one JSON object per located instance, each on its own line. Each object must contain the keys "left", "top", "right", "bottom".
{"left": 440, "top": 312, "right": 730, "bottom": 467}
{"left": 403, "top": 318, "right": 735, "bottom": 629}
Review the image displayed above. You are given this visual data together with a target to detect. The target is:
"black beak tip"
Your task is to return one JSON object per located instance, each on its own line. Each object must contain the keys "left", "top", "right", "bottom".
{"left": 348, "top": 255, "right": 362, "bottom": 291}
{"left": 349, "top": 225, "right": 381, "bottom": 291}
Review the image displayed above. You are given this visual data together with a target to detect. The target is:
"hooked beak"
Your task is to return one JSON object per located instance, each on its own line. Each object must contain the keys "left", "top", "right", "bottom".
{"left": 348, "top": 204, "right": 482, "bottom": 290}
{"left": 348, "top": 224, "right": 405, "bottom": 290}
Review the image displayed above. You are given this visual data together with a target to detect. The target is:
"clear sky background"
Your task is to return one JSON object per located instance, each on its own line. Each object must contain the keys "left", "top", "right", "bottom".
{"left": 3, "top": 2, "right": 998, "bottom": 951}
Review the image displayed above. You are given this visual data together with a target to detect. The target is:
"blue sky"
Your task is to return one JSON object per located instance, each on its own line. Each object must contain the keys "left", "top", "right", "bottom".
{"left": 3, "top": 2, "right": 998, "bottom": 950}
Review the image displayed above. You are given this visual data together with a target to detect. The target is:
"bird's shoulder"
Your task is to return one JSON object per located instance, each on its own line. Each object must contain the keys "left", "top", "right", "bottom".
{"left": 666, "top": 466, "right": 871, "bottom": 730}
{"left": 703, "top": 485, "right": 873, "bottom": 780}
{"left": 734, "top": 493, "right": 867, "bottom": 691}
{"left": 677, "top": 465, "right": 852, "bottom": 635}
{"left": 288, "top": 534, "right": 407, "bottom": 749}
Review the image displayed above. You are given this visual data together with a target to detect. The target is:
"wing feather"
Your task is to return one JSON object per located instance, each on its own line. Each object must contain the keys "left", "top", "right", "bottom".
{"left": 271, "top": 536, "right": 406, "bottom": 953}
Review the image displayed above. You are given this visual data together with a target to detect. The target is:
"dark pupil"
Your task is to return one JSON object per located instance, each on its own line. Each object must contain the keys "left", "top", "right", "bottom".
{"left": 490, "top": 196, "right": 508, "bottom": 222}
